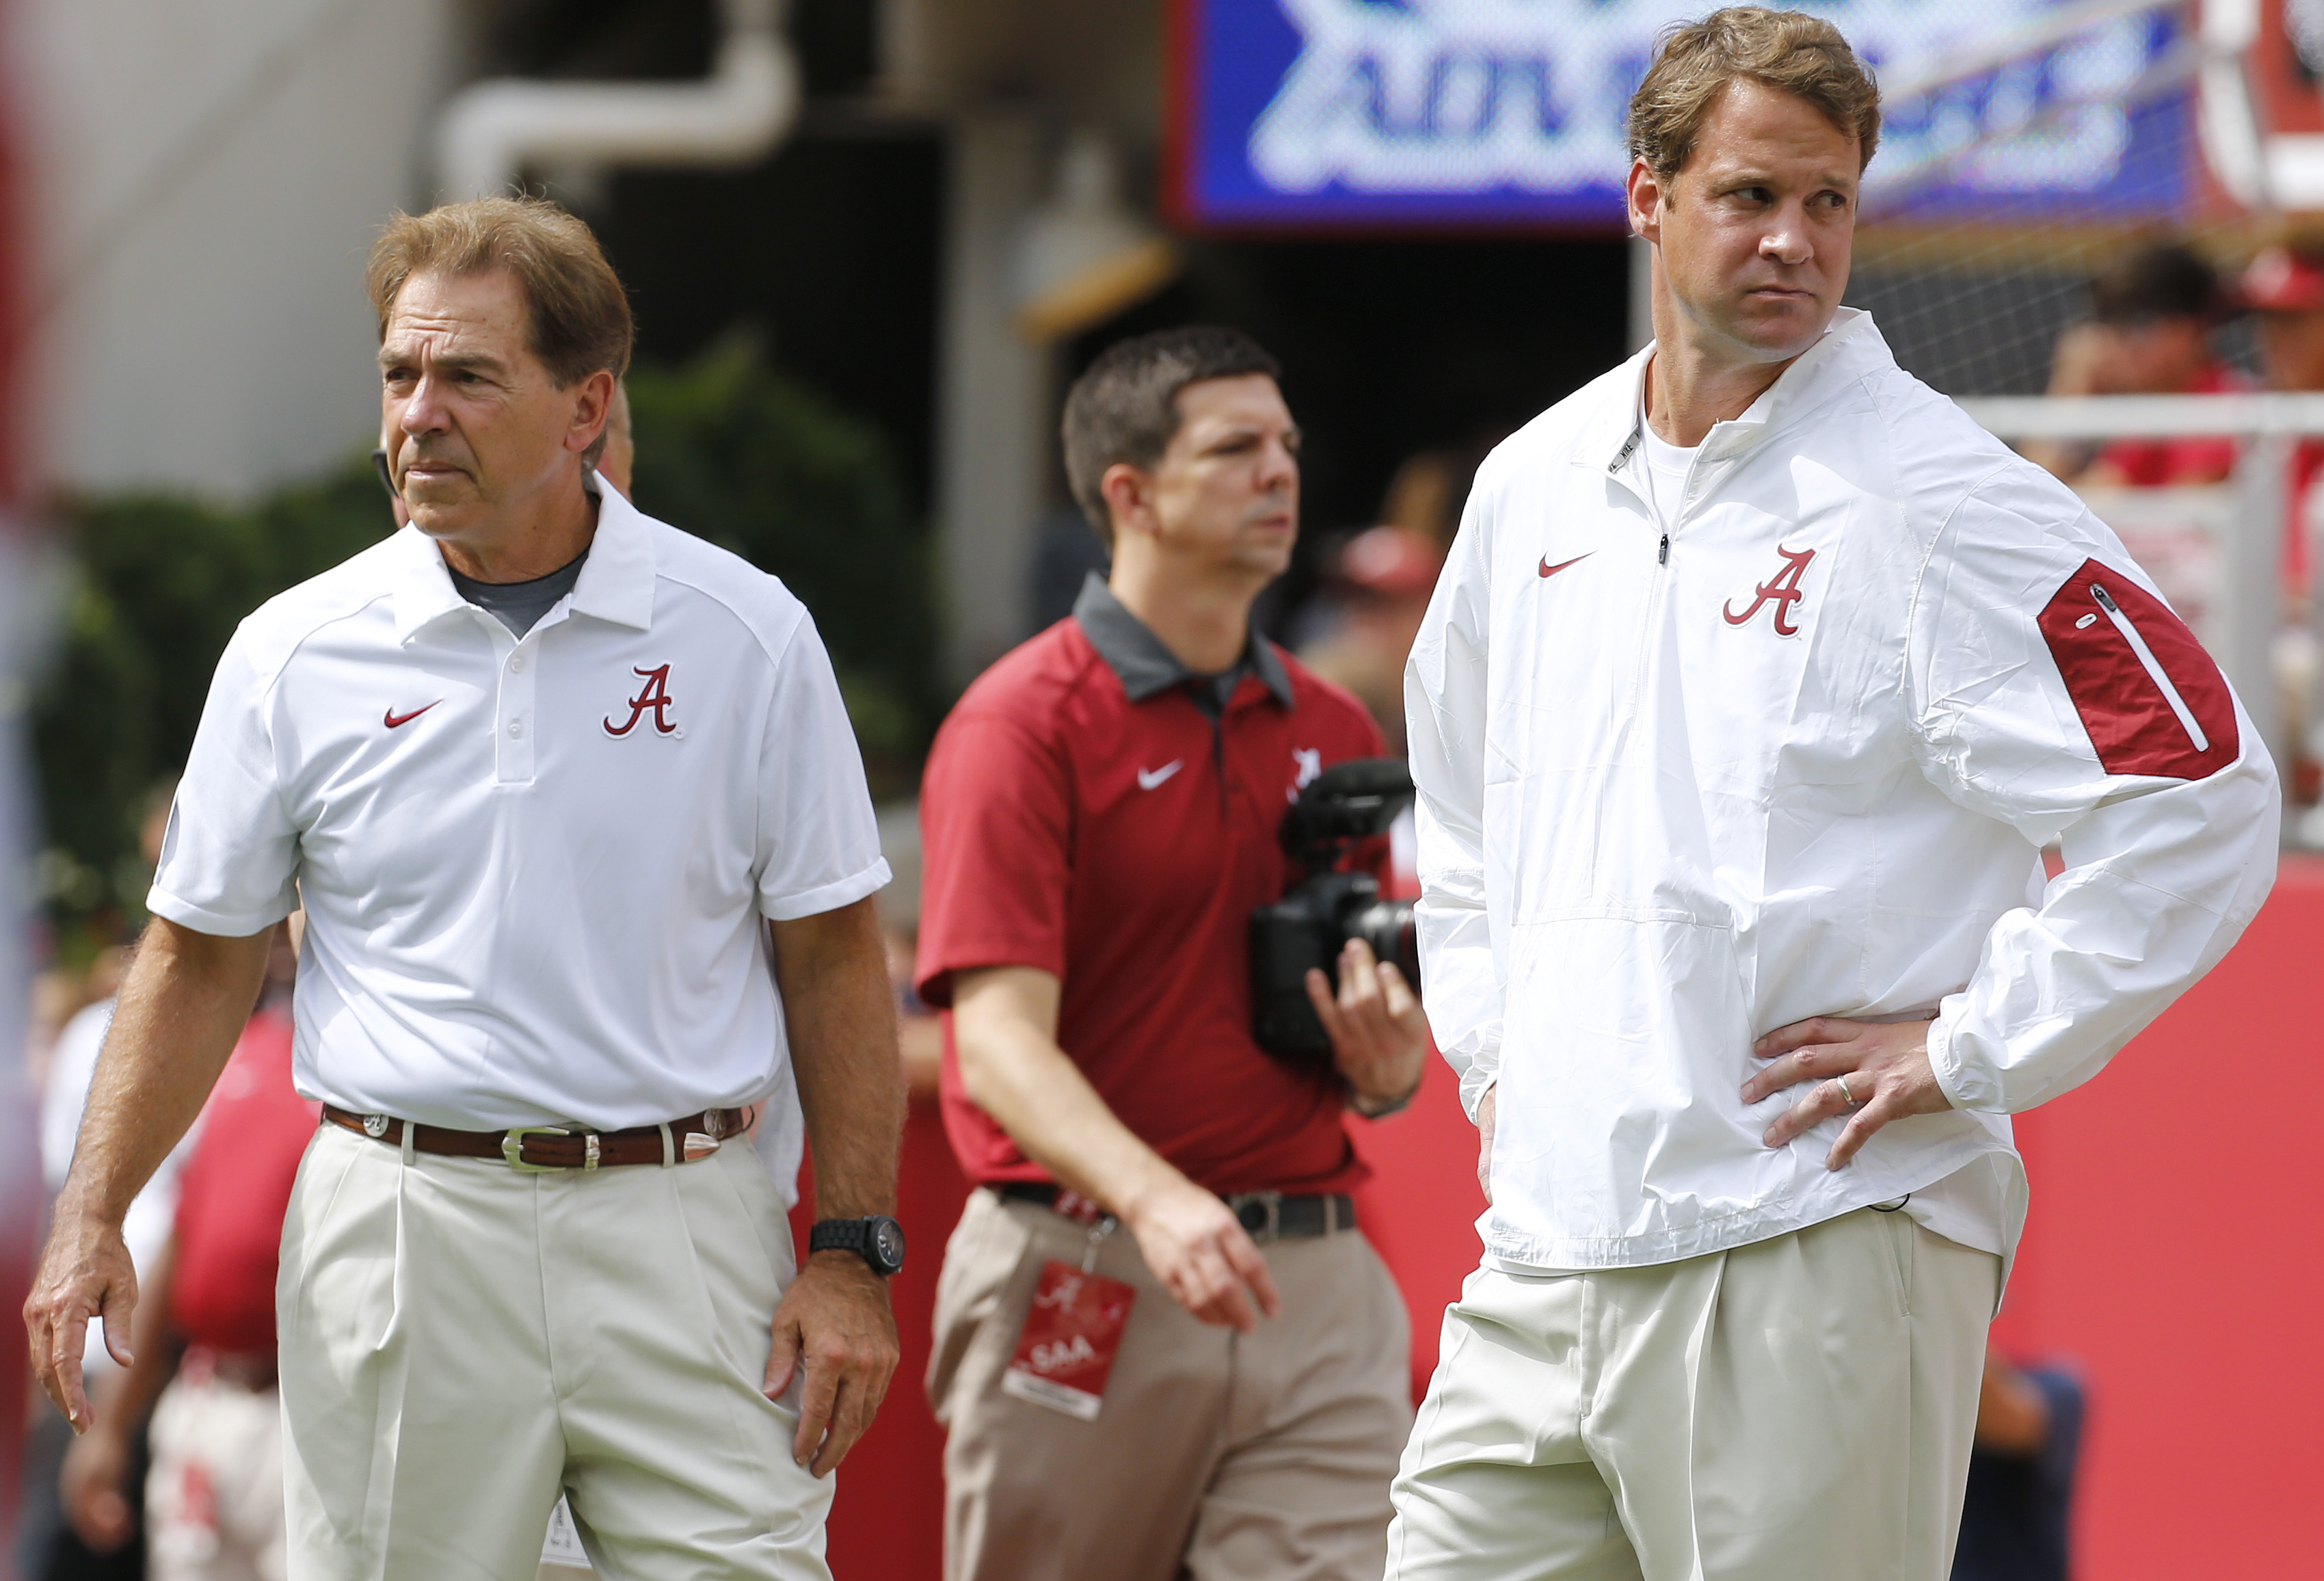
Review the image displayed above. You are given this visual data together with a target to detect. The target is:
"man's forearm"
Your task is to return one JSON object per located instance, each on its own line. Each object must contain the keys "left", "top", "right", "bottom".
{"left": 60, "top": 919, "right": 270, "bottom": 1225}
{"left": 977, "top": 1038, "right": 1181, "bottom": 1219}
{"left": 952, "top": 970, "right": 1186, "bottom": 1221}
{"left": 771, "top": 899, "right": 901, "bottom": 1220}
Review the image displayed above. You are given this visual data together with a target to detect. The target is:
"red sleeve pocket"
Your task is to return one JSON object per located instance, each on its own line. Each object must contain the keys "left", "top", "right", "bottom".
{"left": 2036, "top": 557, "right": 2239, "bottom": 779}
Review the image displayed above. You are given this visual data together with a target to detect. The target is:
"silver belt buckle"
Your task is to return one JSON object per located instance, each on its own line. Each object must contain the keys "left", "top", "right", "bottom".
{"left": 502, "top": 1126, "right": 572, "bottom": 1171}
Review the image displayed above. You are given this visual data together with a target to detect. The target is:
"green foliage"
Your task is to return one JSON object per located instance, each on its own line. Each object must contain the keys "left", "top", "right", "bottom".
{"left": 29, "top": 341, "right": 933, "bottom": 942}
{"left": 625, "top": 338, "right": 934, "bottom": 787}
{"left": 29, "top": 463, "right": 395, "bottom": 941}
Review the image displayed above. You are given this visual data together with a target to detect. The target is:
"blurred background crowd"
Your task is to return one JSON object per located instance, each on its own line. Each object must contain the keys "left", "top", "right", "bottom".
{"left": 3, "top": 1, "right": 2321, "bottom": 1579}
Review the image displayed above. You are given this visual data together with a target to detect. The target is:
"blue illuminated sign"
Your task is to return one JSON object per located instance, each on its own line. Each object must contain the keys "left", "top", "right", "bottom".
{"left": 1168, "top": 0, "right": 2190, "bottom": 229}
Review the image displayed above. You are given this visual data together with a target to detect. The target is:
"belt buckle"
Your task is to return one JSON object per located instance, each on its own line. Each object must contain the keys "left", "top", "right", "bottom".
{"left": 1234, "top": 1191, "right": 1283, "bottom": 1243}
{"left": 502, "top": 1126, "right": 572, "bottom": 1171}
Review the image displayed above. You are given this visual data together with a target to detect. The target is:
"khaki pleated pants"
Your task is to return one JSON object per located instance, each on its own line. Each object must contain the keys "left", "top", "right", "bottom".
{"left": 276, "top": 1121, "right": 833, "bottom": 1581}
{"left": 929, "top": 1188, "right": 1413, "bottom": 1581}
{"left": 1387, "top": 1208, "right": 2000, "bottom": 1581}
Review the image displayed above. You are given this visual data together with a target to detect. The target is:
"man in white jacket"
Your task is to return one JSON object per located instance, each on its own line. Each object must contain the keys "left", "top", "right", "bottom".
{"left": 1393, "top": 10, "right": 2280, "bottom": 1580}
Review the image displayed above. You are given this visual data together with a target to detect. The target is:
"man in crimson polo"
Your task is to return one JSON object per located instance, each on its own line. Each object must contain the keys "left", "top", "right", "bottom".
{"left": 916, "top": 326, "right": 1430, "bottom": 1581}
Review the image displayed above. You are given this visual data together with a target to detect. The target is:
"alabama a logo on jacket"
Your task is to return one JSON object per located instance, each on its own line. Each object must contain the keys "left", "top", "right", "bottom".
{"left": 1722, "top": 546, "right": 1816, "bottom": 637}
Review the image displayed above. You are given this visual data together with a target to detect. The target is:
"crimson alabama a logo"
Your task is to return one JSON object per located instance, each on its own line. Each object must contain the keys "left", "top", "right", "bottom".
{"left": 604, "top": 664, "right": 678, "bottom": 736}
{"left": 1722, "top": 545, "right": 1817, "bottom": 637}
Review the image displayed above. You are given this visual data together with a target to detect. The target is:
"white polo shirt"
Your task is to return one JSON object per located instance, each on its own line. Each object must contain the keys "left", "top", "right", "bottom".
{"left": 150, "top": 477, "right": 890, "bottom": 1192}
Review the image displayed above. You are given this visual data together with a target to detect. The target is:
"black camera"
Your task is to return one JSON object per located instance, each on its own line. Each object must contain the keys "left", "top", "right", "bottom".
{"left": 1249, "top": 757, "right": 1422, "bottom": 1070}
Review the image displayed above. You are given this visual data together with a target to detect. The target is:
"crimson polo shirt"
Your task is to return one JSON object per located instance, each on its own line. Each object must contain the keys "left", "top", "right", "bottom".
{"left": 916, "top": 575, "right": 1387, "bottom": 1197}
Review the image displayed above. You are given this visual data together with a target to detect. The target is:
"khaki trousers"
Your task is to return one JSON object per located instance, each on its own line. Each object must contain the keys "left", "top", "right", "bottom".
{"left": 929, "top": 1188, "right": 1413, "bottom": 1581}
{"left": 1387, "top": 1208, "right": 2000, "bottom": 1581}
{"left": 278, "top": 1122, "right": 831, "bottom": 1581}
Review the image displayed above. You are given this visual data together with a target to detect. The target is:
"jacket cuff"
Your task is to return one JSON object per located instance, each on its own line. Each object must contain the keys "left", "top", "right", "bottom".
{"left": 1926, "top": 1009, "right": 2005, "bottom": 1113}
{"left": 1456, "top": 1057, "right": 1500, "bottom": 1122}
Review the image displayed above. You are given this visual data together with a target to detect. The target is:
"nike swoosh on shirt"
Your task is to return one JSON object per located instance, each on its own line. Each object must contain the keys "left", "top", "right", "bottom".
{"left": 1137, "top": 760, "right": 1184, "bottom": 790}
{"left": 1538, "top": 554, "right": 1591, "bottom": 579}
{"left": 384, "top": 702, "right": 442, "bottom": 729}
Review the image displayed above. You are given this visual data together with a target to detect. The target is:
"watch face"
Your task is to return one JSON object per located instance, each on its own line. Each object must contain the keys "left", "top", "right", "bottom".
{"left": 872, "top": 1217, "right": 907, "bottom": 1272}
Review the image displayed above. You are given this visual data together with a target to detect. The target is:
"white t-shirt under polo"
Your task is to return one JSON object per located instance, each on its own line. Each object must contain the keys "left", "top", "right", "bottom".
{"left": 150, "top": 477, "right": 890, "bottom": 1190}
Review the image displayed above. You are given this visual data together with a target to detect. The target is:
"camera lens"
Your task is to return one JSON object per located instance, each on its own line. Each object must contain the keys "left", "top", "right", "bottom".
{"left": 1347, "top": 899, "right": 1421, "bottom": 986}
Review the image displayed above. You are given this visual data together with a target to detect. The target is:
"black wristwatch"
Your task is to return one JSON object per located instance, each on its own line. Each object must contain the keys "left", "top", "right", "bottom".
{"left": 808, "top": 1214, "right": 907, "bottom": 1277}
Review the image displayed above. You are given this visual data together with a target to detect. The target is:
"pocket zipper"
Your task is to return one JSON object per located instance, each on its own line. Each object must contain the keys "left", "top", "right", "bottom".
{"left": 2089, "top": 582, "right": 2209, "bottom": 754}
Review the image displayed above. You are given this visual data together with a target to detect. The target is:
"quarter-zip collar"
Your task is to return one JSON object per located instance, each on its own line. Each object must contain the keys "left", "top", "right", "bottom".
{"left": 1580, "top": 306, "right": 1887, "bottom": 484}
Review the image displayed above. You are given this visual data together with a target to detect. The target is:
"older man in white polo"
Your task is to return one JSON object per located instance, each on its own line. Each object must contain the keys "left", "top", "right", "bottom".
{"left": 26, "top": 198, "right": 906, "bottom": 1580}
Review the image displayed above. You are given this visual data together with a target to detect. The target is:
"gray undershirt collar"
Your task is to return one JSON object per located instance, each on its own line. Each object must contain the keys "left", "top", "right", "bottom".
{"left": 448, "top": 548, "right": 589, "bottom": 639}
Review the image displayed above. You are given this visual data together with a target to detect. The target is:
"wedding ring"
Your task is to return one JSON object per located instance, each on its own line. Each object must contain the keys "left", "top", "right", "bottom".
{"left": 1836, "top": 1074, "right": 1860, "bottom": 1109}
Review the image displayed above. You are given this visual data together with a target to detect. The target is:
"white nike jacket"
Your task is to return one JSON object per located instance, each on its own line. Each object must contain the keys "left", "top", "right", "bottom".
{"left": 1406, "top": 308, "right": 2280, "bottom": 1271}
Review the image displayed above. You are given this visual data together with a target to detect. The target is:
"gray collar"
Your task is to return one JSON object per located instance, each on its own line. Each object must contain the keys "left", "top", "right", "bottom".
{"left": 1072, "top": 572, "right": 1294, "bottom": 710}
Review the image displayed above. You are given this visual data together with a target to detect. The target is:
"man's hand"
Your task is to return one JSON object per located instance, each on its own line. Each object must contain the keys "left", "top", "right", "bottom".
{"left": 1473, "top": 1083, "right": 1497, "bottom": 1205}
{"left": 953, "top": 966, "right": 1283, "bottom": 1330}
{"left": 1744, "top": 1015, "right": 1955, "bottom": 1170}
{"left": 23, "top": 918, "right": 268, "bottom": 1433}
{"left": 764, "top": 1251, "right": 899, "bottom": 1478}
{"left": 1122, "top": 1175, "right": 1282, "bottom": 1333}
{"left": 765, "top": 896, "right": 903, "bottom": 1476}
{"left": 24, "top": 1208, "right": 138, "bottom": 1434}
{"left": 59, "top": 1415, "right": 137, "bottom": 1550}
{"left": 1305, "top": 938, "right": 1429, "bottom": 1114}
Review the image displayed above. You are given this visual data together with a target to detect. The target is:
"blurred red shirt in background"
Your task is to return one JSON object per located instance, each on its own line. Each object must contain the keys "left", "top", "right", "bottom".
{"left": 170, "top": 1009, "right": 315, "bottom": 1357}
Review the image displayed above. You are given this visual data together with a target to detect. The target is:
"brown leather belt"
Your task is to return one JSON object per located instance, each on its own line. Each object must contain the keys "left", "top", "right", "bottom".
{"left": 322, "top": 1104, "right": 750, "bottom": 1169}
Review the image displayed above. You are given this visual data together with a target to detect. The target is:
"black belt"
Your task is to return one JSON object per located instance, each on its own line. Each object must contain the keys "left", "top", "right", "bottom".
{"left": 995, "top": 1182, "right": 1357, "bottom": 1240}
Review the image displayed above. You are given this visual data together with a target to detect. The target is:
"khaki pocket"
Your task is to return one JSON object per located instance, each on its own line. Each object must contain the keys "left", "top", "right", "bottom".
{"left": 1874, "top": 1204, "right": 1915, "bottom": 1318}
{"left": 925, "top": 1192, "right": 1030, "bottom": 1417}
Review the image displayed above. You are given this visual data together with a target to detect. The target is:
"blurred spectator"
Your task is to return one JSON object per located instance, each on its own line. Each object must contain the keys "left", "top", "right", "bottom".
{"left": 883, "top": 928, "right": 942, "bottom": 1103}
{"left": 1378, "top": 448, "right": 1470, "bottom": 551}
{"left": 873, "top": 801, "right": 940, "bottom": 1102}
{"left": 58, "top": 922, "right": 304, "bottom": 1581}
{"left": 598, "top": 380, "right": 634, "bottom": 501}
{"left": 2241, "top": 242, "right": 2324, "bottom": 585}
{"left": 2236, "top": 243, "right": 2324, "bottom": 810}
{"left": 2030, "top": 241, "right": 2242, "bottom": 488}
{"left": 21, "top": 784, "right": 184, "bottom": 1581}
{"left": 1951, "top": 1349, "right": 2085, "bottom": 1581}
{"left": 1296, "top": 526, "right": 1443, "bottom": 755}
{"left": 2242, "top": 242, "right": 2324, "bottom": 393}
{"left": 25, "top": 953, "right": 120, "bottom": 1112}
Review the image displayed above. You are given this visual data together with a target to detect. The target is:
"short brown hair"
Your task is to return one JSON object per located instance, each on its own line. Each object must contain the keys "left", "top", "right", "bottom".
{"left": 1628, "top": 7, "right": 1880, "bottom": 183}
{"left": 1062, "top": 326, "right": 1283, "bottom": 548}
{"left": 365, "top": 196, "right": 633, "bottom": 390}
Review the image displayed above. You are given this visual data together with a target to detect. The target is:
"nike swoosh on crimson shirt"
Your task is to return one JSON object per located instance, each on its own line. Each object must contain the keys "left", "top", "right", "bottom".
{"left": 384, "top": 702, "right": 441, "bottom": 728}
{"left": 1538, "top": 554, "right": 1591, "bottom": 579}
{"left": 1136, "top": 760, "right": 1183, "bottom": 790}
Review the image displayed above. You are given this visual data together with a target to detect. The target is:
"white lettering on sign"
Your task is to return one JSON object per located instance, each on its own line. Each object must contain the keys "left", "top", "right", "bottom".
{"left": 1028, "top": 1333, "right": 1103, "bottom": 1375}
{"left": 1247, "top": 0, "right": 2168, "bottom": 201}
